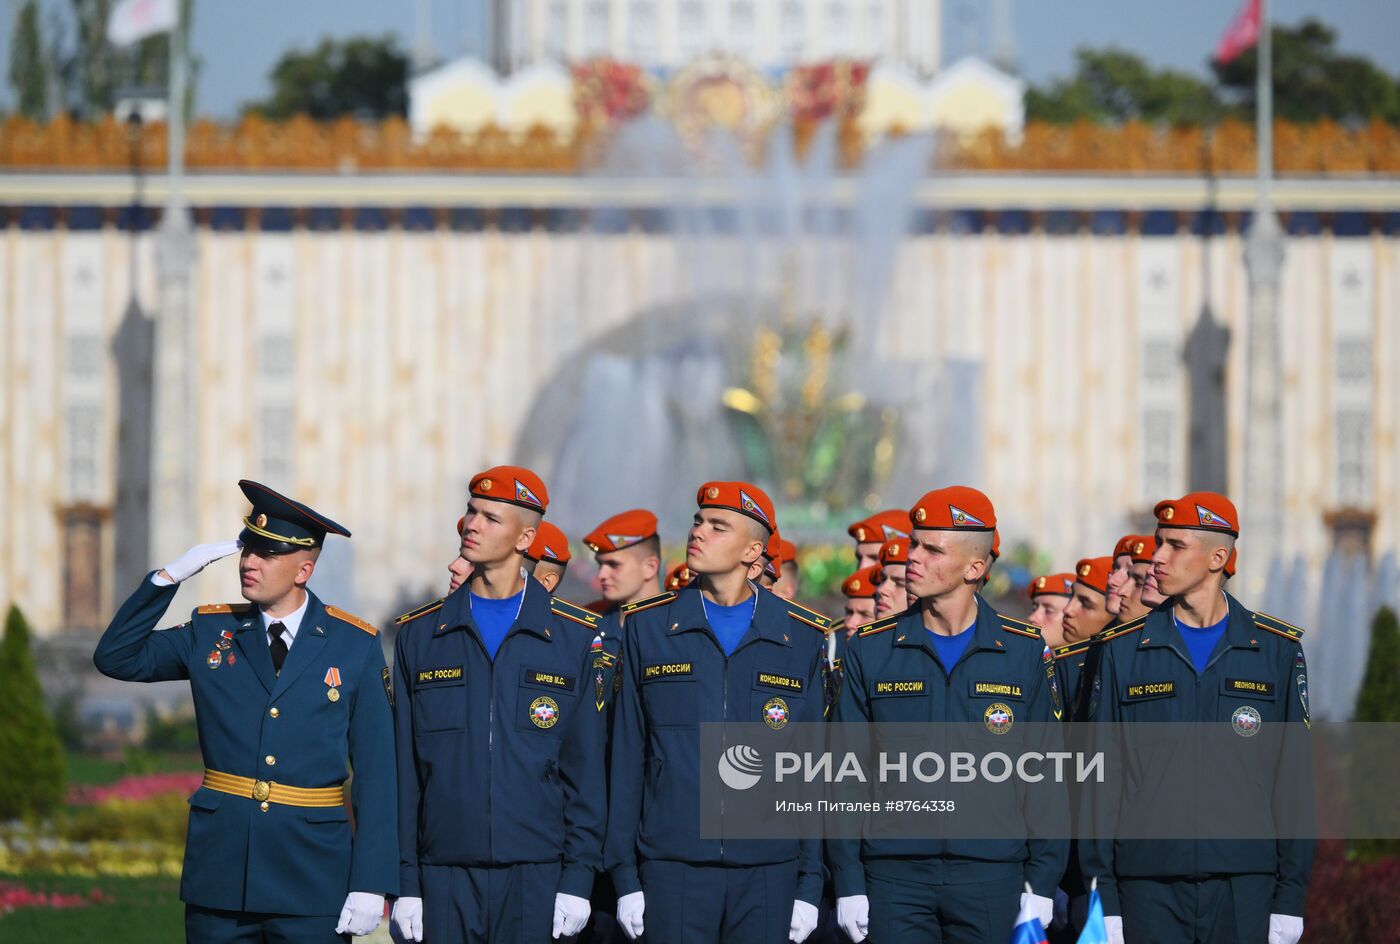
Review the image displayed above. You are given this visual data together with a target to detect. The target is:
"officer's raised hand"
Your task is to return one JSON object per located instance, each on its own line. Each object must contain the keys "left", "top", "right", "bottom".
{"left": 836, "top": 895, "right": 869, "bottom": 942}
{"left": 390, "top": 896, "right": 424, "bottom": 942}
{"left": 616, "top": 891, "right": 645, "bottom": 940}
{"left": 335, "top": 891, "right": 386, "bottom": 936}
{"left": 155, "top": 539, "right": 242, "bottom": 584}
{"left": 552, "top": 892, "right": 590, "bottom": 939}
{"left": 789, "top": 899, "right": 819, "bottom": 942}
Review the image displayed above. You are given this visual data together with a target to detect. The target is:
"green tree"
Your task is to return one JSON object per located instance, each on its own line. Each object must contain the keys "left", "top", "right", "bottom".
{"left": 0, "top": 605, "right": 67, "bottom": 820}
{"left": 243, "top": 35, "right": 408, "bottom": 120}
{"left": 1026, "top": 48, "right": 1225, "bottom": 126}
{"left": 1354, "top": 606, "right": 1400, "bottom": 722}
{"left": 1213, "top": 19, "right": 1400, "bottom": 125}
{"left": 7, "top": 0, "right": 49, "bottom": 119}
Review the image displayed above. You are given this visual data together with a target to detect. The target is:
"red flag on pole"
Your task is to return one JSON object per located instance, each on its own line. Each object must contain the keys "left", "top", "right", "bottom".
{"left": 1215, "top": 0, "right": 1262, "bottom": 64}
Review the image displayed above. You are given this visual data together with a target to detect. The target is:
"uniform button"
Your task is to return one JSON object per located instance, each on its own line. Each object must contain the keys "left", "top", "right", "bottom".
{"left": 269, "top": 707, "right": 279, "bottom": 718}
{"left": 259, "top": 801, "right": 270, "bottom": 812}
{"left": 265, "top": 754, "right": 276, "bottom": 766}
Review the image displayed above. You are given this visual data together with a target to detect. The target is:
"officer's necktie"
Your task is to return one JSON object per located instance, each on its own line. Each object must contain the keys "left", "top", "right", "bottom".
{"left": 268, "top": 622, "right": 288, "bottom": 675}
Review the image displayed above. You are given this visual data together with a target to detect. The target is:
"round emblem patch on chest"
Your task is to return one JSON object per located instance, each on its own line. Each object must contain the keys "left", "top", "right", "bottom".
{"left": 984, "top": 702, "right": 1014, "bottom": 735}
{"left": 530, "top": 695, "right": 560, "bottom": 729}
{"left": 763, "top": 697, "right": 790, "bottom": 730}
{"left": 1231, "top": 705, "right": 1261, "bottom": 737}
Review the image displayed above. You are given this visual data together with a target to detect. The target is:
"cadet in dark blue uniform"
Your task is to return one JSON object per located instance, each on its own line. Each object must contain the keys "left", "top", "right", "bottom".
{"left": 828, "top": 486, "right": 1066, "bottom": 944}
{"left": 390, "top": 466, "right": 606, "bottom": 944}
{"left": 1051, "top": 556, "right": 1116, "bottom": 724}
{"left": 1079, "top": 492, "right": 1311, "bottom": 944}
{"left": 94, "top": 480, "right": 397, "bottom": 943}
{"left": 604, "top": 481, "right": 832, "bottom": 944}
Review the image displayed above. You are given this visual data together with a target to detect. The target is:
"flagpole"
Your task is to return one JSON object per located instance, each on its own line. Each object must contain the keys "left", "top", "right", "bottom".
{"left": 1241, "top": 0, "right": 1284, "bottom": 605}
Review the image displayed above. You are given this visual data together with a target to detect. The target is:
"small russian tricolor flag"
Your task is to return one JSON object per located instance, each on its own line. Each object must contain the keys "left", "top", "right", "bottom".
{"left": 1008, "top": 884, "right": 1048, "bottom": 944}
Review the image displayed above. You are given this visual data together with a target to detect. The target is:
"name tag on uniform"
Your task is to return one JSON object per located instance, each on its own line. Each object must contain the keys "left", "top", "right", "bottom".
{"left": 872, "top": 679, "right": 926, "bottom": 697}
{"left": 1124, "top": 680, "right": 1176, "bottom": 701}
{"left": 755, "top": 671, "right": 804, "bottom": 693}
{"left": 643, "top": 662, "right": 693, "bottom": 681}
{"left": 417, "top": 665, "right": 463, "bottom": 685}
{"left": 971, "top": 680, "right": 1023, "bottom": 700}
{"left": 1223, "top": 678, "right": 1275, "bottom": 699}
{"left": 522, "top": 668, "right": 576, "bottom": 691}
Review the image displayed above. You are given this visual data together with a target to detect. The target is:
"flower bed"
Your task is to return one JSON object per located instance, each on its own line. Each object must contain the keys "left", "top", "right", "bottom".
{"left": 66, "top": 772, "right": 203, "bottom": 807}
{"left": 0, "top": 879, "right": 104, "bottom": 913}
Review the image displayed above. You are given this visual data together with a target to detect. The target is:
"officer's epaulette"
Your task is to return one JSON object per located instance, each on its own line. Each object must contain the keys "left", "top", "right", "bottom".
{"left": 786, "top": 600, "right": 834, "bottom": 632}
{"left": 325, "top": 605, "right": 378, "bottom": 636}
{"left": 396, "top": 597, "right": 446, "bottom": 625}
{"left": 1098, "top": 613, "right": 1148, "bottom": 642}
{"left": 1053, "top": 638, "right": 1091, "bottom": 660}
{"left": 857, "top": 615, "right": 898, "bottom": 637}
{"left": 197, "top": 602, "right": 253, "bottom": 616}
{"left": 621, "top": 590, "right": 676, "bottom": 615}
{"left": 1253, "top": 611, "right": 1305, "bottom": 642}
{"left": 551, "top": 597, "right": 602, "bottom": 629}
{"left": 1000, "top": 616, "right": 1041, "bottom": 639}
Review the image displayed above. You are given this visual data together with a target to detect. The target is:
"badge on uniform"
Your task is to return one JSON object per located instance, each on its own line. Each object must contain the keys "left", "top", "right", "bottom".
{"left": 530, "top": 695, "right": 560, "bottom": 729}
{"left": 207, "top": 649, "right": 223, "bottom": 669}
{"left": 595, "top": 667, "right": 606, "bottom": 712}
{"left": 1231, "top": 705, "right": 1261, "bottom": 737}
{"left": 984, "top": 702, "right": 1014, "bottom": 735}
{"left": 216, "top": 630, "right": 233, "bottom": 651}
{"left": 324, "top": 667, "right": 342, "bottom": 702}
{"left": 763, "top": 696, "right": 789, "bottom": 730}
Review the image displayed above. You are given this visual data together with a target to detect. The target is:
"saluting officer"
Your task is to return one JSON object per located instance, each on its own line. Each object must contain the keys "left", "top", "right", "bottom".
{"left": 94, "top": 480, "right": 397, "bottom": 943}
{"left": 1080, "top": 492, "right": 1311, "bottom": 944}
{"left": 390, "top": 466, "right": 606, "bottom": 944}
{"left": 828, "top": 487, "right": 1066, "bottom": 944}
{"left": 604, "top": 481, "right": 831, "bottom": 944}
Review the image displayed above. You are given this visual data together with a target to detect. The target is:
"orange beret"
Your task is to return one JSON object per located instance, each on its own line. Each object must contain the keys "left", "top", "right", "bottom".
{"left": 1128, "top": 535, "right": 1156, "bottom": 564}
{"left": 990, "top": 529, "right": 1001, "bottom": 561}
{"left": 456, "top": 515, "right": 466, "bottom": 537}
{"left": 775, "top": 538, "right": 798, "bottom": 564}
{"left": 847, "top": 509, "right": 912, "bottom": 544}
{"left": 1112, "top": 534, "right": 1138, "bottom": 560}
{"left": 526, "top": 521, "right": 571, "bottom": 566}
{"left": 878, "top": 537, "right": 909, "bottom": 565}
{"left": 842, "top": 566, "right": 879, "bottom": 599}
{"left": 910, "top": 486, "right": 996, "bottom": 532}
{"left": 664, "top": 562, "right": 694, "bottom": 591}
{"left": 470, "top": 465, "right": 549, "bottom": 513}
{"left": 1224, "top": 547, "right": 1237, "bottom": 577}
{"left": 1074, "top": 556, "right": 1114, "bottom": 595}
{"left": 762, "top": 531, "right": 783, "bottom": 579}
{"left": 697, "top": 480, "right": 776, "bottom": 533}
{"left": 1153, "top": 491, "right": 1238, "bottom": 537}
{"left": 1028, "top": 572, "right": 1076, "bottom": 600}
{"left": 583, "top": 509, "right": 658, "bottom": 554}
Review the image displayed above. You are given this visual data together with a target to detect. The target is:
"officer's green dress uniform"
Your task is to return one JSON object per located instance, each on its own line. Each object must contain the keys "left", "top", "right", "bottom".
{"left": 93, "top": 482, "right": 397, "bottom": 944}
{"left": 827, "top": 599, "right": 1068, "bottom": 944}
{"left": 1078, "top": 595, "right": 1313, "bottom": 943}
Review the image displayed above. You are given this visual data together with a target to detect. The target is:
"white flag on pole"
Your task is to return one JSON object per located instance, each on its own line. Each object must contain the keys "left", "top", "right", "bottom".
{"left": 107, "top": 0, "right": 178, "bottom": 46}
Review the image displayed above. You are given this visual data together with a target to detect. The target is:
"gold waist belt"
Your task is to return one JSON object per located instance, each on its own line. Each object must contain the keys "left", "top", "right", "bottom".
{"left": 202, "top": 769, "right": 346, "bottom": 808}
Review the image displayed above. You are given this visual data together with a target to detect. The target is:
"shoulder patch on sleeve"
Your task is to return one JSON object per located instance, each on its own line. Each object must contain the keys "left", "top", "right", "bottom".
{"left": 551, "top": 597, "right": 602, "bottom": 628}
{"left": 787, "top": 600, "right": 834, "bottom": 632}
{"left": 621, "top": 590, "right": 676, "bottom": 615}
{"left": 1254, "top": 611, "right": 1305, "bottom": 641}
{"left": 325, "top": 605, "right": 377, "bottom": 635}
{"left": 197, "top": 603, "right": 252, "bottom": 616}
{"left": 396, "top": 597, "right": 446, "bottom": 625}
{"left": 857, "top": 615, "right": 898, "bottom": 637}
{"left": 1053, "top": 639, "right": 1091, "bottom": 660}
{"left": 1099, "top": 614, "right": 1148, "bottom": 642}
{"left": 1001, "top": 616, "right": 1041, "bottom": 639}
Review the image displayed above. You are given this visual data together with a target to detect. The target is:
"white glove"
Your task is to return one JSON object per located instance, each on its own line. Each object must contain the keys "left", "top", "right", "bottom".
{"left": 335, "top": 891, "right": 385, "bottom": 936}
{"left": 616, "top": 891, "right": 645, "bottom": 940}
{"left": 390, "top": 897, "right": 424, "bottom": 943}
{"left": 836, "top": 895, "right": 870, "bottom": 942}
{"left": 1268, "top": 914, "right": 1304, "bottom": 944}
{"left": 157, "top": 540, "right": 241, "bottom": 584}
{"left": 1019, "top": 889, "right": 1055, "bottom": 929}
{"left": 1105, "top": 914, "right": 1125, "bottom": 944}
{"left": 552, "top": 892, "right": 591, "bottom": 939}
{"left": 789, "top": 899, "right": 819, "bottom": 943}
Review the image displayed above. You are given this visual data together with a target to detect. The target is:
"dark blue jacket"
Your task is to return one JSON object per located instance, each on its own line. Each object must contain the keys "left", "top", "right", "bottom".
{"left": 603, "top": 585, "right": 830, "bottom": 904}
{"left": 1078, "top": 593, "right": 1314, "bottom": 916}
{"left": 392, "top": 577, "right": 606, "bottom": 899}
{"left": 826, "top": 598, "right": 1068, "bottom": 898}
{"left": 94, "top": 574, "right": 398, "bottom": 915}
